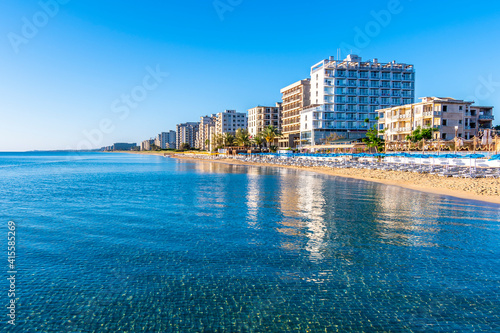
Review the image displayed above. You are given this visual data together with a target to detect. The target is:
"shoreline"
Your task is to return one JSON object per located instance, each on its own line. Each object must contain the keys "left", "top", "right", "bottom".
{"left": 117, "top": 151, "right": 500, "bottom": 205}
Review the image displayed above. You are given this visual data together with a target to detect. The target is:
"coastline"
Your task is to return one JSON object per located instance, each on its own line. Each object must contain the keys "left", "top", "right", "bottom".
{"left": 117, "top": 151, "right": 500, "bottom": 205}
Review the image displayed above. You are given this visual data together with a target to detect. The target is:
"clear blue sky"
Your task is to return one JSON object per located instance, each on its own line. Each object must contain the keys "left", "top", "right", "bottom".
{"left": 1, "top": 0, "right": 499, "bottom": 151}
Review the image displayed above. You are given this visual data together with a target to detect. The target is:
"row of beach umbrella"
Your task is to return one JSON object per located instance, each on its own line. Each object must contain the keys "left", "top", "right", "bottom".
{"left": 238, "top": 152, "right": 497, "bottom": 160}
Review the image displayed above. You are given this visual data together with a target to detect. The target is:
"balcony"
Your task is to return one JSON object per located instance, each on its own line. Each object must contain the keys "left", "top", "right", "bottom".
{"left": 479, "top": 115, "right": 494, "bottom": 120}
{"left": 391, "top": 126, "right": 411, "bottom": 133}
{"left": 423, "top": 125, "right": 440, "bottom": 130}
{"left": 423, "top": 111, "right": 441, "bottom": 117}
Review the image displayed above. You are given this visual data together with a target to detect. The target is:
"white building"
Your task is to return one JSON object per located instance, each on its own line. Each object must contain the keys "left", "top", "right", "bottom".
{"left": 215, "top": 110, "right": 248, "bottom": 136}
{"left": 154, "top": 130, "right": 176, "bottom": 149}
{"left": 247, "top": 103, "right": 282, "bottom": 137}
{"left": 141, "top": 139, "right": 154, "bottom": 151}
{"left": 378, "top": 97, "right": 495, "bottom": 141}
{"left": 301, "top": 55, "right": 415, "bottom": 145}
{"left": 166, "top": 130, "right": 176, "bottom": 149}
{"left": 176, "top": 122, "right": 199, "bottom": 149}
{"left": 196, "top": 115, "right": 216, "bottom": 151}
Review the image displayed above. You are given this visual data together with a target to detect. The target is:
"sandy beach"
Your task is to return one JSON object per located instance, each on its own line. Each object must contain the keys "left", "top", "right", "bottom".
{"left": 117, "top": 151, "right": 500, "bottom": 205}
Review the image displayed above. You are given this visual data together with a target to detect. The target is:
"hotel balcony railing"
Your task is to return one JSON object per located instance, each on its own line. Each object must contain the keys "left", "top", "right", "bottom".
{"left": 423, "top": 125, "right": 440, "bottom": 130}
{"left": 423, "top": 111, "right": 441, "bottom": 117}
{"left": 391, "top": 126, "right": 411, "bottom": 132}
{"left": 479, "top": 115, "right": 494, "bottom": 120}
{"left": 391, "top": 114, "right": 411, "bottom": 120}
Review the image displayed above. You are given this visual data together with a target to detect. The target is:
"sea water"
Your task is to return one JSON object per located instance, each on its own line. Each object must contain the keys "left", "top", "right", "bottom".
{"left": 0, "top": 152, "right": 499, "bottom": 332}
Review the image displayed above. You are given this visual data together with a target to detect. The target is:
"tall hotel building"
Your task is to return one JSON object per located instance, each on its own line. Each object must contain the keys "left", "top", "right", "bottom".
{"left": 301, "top": 54, "right": 415, "bottom": 145}
{"left": 176, "top": 122, "right": 199, "bottom": 149}
{"left": 279, "top": 79, "right": 311, "bottom": 148}
{"left": 215, "top": 110, "right": 248, "bottom": 136}
{"left": 248, "top": 103, "right": 282, "bottom": 137}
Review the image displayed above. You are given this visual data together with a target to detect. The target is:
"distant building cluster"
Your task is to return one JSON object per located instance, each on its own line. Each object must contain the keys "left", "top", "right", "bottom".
{"left": 105, "top": 54, "right": 495, "bottom": 152}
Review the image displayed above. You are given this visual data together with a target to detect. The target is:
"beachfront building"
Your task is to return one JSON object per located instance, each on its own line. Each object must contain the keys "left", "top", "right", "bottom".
{"left": 141, "top": 139, "right": 155, "bottom": 151}
{"left": 378, "top": 97, "right": 495, "bottom": 141}
{"left": 196, "top": 115, "right": 217, "bottom": 151}
{"left": 247, "top": 103, "right": 282, "bottom": 137}
{"left": 215, "top": 110, "right": 248, "bottom": 136}
{"left": 300, "top": 55, "right": 415, "bottom": 146}
{"left": 279, "top": 79, "right": 311, "bottom": 148}
{"left": 176, "top": 122, "right": 199, "bottom": 149}
{"left": 154, "top": 131, "right": 176, "bottom": 149}
{"left": 166, "top": 130, "right": 176, "bottom": 149}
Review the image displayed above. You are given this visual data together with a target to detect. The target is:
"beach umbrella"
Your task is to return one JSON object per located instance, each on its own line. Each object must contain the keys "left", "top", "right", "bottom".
{"left": 467, "top": 154, "right": 485, "bottom": 159}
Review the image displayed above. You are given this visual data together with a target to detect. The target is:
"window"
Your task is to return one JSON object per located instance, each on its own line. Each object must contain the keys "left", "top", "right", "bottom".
{"left": 442, "top": 133, "right": 447, "bottom": 139}
{"left": 459, "top": 106, "right": 463, "bottom": 111}
{"left": 459, "top": 120, "right": 462, "bottom": 124}
{"left": 442, "top": 105, "right": 448, "bottom": 112}
{"left": 442, "top": 119, "right": 447, "bottom": 126}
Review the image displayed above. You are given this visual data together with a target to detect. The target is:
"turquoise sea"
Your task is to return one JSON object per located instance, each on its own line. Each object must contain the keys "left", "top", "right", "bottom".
{"left": 1, "top": 152, "right": 499, "bottom": 332}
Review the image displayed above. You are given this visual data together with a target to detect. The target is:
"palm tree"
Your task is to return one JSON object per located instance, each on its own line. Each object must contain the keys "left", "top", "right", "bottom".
{"left": 235, "top": 128, "right": 251, "bottom": 147}
{"left": 223, "top": 133, "right": 235, "bottom": 147}
{"left": 259, "top": 125, "right": 281, "bottom": 149}
{"left": 252, "top": 135, "right": 264, "bottom": 149}
{"left": 212, "top": 133, "right": 224, "bottom": 149}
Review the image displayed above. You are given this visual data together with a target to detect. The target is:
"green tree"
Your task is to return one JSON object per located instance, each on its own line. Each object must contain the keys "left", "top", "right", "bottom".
{"left": 406, "top": 126, "right": 437, "bottom": 142}
{"left": 223, "top": 133, "right": 235, "bottom": 147}
{"left": 181, "top": 143, "right": 190, "bottom": 150}
{"left": 362, "top": 118, "right": 385, "bottom": 153}
{"left": 235, "top": 128, "right": 251, "bottom": 147}
{"left": 494, "top": 125, "right": 500, "bottom": 131}
{"left": 212, "top": 133, "right": 224, "bottom": 149}
{"left": 259, "top": 125, "right": 281, "bottom": 149}
{"left": 252, "top": 135, "right": 264, "bottom": 149}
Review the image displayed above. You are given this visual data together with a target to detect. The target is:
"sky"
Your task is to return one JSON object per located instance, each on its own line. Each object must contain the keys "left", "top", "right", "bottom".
{"left": 1, "top": 0, "right": 499, "bottom": 151}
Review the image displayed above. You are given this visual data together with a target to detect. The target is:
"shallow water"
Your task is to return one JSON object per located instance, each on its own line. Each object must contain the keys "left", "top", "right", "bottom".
{"left": 1, "top": 152, "right": 499, "bottom": 332}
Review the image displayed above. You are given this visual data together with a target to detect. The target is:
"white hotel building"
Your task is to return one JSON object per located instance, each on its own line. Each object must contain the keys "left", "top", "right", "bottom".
{"left": 215, "top": 110, "right": 248, "bottom": 135}
{"left": 301, "top": 55, "right": 415, "bottom": 145}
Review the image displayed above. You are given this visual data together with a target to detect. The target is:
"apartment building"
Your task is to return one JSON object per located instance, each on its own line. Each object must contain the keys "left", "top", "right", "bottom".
{"left": 176, "top": 122, "right": 199, "bottom": 149}
{"left": 247, "top": 103, "right": 282, "bottom": 137}
{"left": 378, "top": 97, "right": 495, "bottom": 141}
{"left": 215, "top": 110, "right": 248, "bottom": 136}
{"left": 301, "top": 55, "right": 415, "bottom": 145}
{"left": 141, "top": 139, "right": 154, "bottom": 151}
{"left": 279, "top": 79, "right": 311, "bottom": 148}
{"left": 196, "top": 115, "right": 216, "bottom": 151}
{"left": 154, "top": 131, "right": 176, "bottom": 149}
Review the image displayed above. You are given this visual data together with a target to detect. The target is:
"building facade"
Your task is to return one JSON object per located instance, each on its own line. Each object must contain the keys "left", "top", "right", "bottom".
{"left": 279, "top": 79, "right": 311, "bottom": 148}
{"left": 247, "top": 103, "right": 282, "bottom": 137}
{"left": 154, "top": 131, "right": 176, "bottom": 149}
{"left": 196, "top": 115, "right": 216, "bottom": 151}
{"left": 301, "top": 55, "right": 415, "bottom": 145}
{"left": 378, "top": 97, "right": 495, "bottom": 141}
{"left": 141, "top": 139, "right": 154, "bottom": 151}
{"left": 215, "top": 110, "right": 248, "bottom": 136}
{"left": 176, "top": 122, "right": 199, "bottom": 149}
